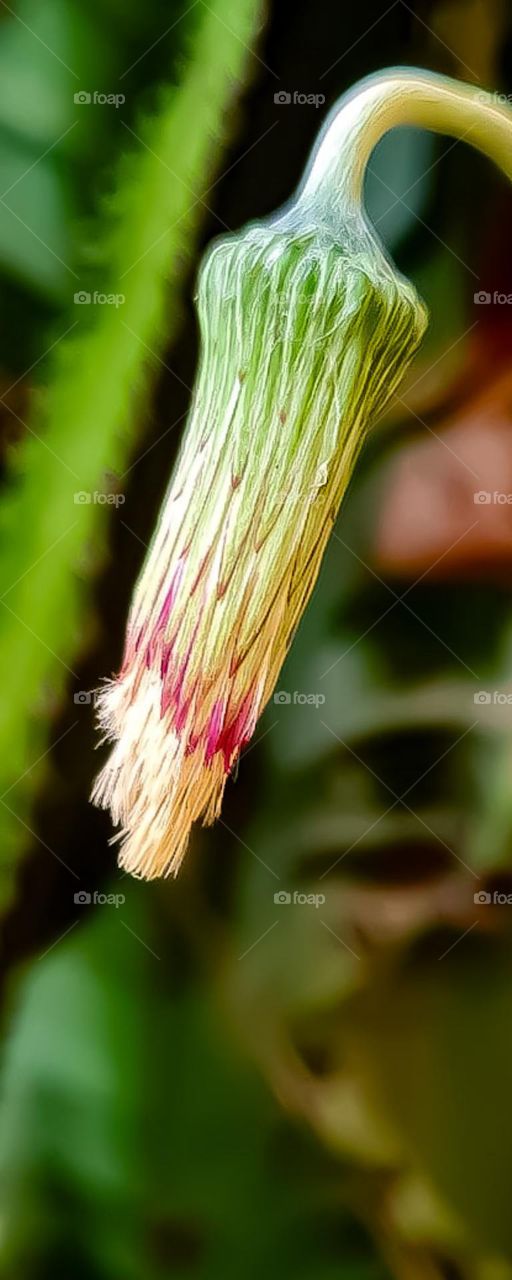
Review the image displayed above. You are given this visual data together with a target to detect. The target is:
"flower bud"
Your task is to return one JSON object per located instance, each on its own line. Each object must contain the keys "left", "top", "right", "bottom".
{"left": 92, "top": 69, "right": 512, "bottom": 877}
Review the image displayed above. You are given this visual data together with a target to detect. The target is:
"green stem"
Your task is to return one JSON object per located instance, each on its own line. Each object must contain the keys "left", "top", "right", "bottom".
{"left": 296, "top": 69, "right": 512, "bottom": 223}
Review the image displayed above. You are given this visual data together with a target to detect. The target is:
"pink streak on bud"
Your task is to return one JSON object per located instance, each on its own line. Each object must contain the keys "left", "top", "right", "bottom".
{"left": 157, "top": 555, "right": 186, "bottom": 631}
{"left": 205, "top": 698, "right": 227, "bottom": 763}
{"left": 160, "top": 611, "right": 202, "bottom": 718}
{"left": 218, "top": 684, "right": 259, "bottom": 772}
{"left": 175, "top": 694, "right": 192, "bottom": 735}
{"left": 160, "top": 645, "right": 172, "bottom": 681}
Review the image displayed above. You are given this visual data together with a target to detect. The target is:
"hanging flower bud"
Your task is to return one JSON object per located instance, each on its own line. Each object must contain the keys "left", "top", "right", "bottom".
{"left": 92, "top": 69, "right": 512, "bottom": 877}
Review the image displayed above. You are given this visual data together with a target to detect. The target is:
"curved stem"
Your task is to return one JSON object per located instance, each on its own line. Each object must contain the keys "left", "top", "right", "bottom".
{"left": 297, "top": 69, "right": 512, "bottom": 219}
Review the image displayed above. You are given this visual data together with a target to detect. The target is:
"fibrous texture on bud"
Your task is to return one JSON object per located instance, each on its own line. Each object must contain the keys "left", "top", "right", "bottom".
{"left": 92, "top": 69, "right": 512, "bottom": 877}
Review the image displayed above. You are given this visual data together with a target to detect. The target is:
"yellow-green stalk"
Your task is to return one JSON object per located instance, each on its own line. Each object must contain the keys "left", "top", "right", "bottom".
{"left": 93, "top": 69, "right": 512, "bottom": 879}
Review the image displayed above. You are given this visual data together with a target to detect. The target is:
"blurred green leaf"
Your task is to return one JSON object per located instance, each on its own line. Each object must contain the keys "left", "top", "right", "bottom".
{"left": 0, "top": 0, "right": 265, "bottom": 907}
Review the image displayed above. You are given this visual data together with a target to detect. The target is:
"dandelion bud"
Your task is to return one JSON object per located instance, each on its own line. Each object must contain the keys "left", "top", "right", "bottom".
{"left": 92, "top": 70, "right": 512, "bottom": 877}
